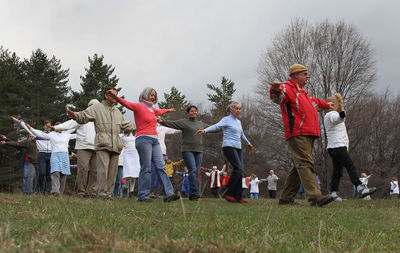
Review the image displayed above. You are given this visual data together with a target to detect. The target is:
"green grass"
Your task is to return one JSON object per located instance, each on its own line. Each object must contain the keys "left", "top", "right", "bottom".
{"left": 0, "top": 193, "right": 399, "bottom": 252}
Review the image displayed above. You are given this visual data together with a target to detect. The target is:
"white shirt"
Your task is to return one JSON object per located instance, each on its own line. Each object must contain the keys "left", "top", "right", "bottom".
{"left": 390, "top": 180, "right": 399, "bottom": 194}
{"left": 30, "top": 128, "right": 76, "bottom": 153}
{"left": 249, "top": 177, "right": 266, "bottom": 193}
{"left": 54, "top": 119, "right": 95, "bottom": 150}
{"left": 120, "top": 133, "right": 137, "bottom": 151}
{"left": 324, "top": 111, "right": 349, "bottom": 149}
{"left": 156, "top": 124, "right": 181, "bottom": 155}
{"left": 20, "top": 121, "right": 52, "bottom": 153}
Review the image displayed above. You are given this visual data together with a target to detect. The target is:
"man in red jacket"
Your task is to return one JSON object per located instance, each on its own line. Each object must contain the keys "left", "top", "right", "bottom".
{"left": 270, "top": 64, "right": 335, "bottom": 207}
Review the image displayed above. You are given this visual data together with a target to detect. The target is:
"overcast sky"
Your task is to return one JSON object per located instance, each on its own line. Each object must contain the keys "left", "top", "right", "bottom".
{"left": 1, "top": 0, "right": 399, "bottom": 112}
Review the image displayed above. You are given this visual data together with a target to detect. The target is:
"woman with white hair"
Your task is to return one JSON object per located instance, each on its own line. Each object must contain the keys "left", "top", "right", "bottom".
{"left": 107, "top": 87, "right": 179, "bottom": 203}
{"left": 197, "top": 102, "right": 254, "bottom": 203}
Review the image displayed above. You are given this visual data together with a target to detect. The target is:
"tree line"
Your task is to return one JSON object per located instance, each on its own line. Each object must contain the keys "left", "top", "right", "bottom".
{"left": 1, "top": 19, "right": 399, "bottom": 198}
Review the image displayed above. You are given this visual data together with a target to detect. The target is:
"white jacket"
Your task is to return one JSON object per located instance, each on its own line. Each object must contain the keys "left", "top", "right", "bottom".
{"left": 156, "top": 124, "right": 181, "bottom": 155}
{"left": 390, "top": 180, "right": 399, "bottom": 194}
{"left": 20, "top": 121, "right": 52, "bottom": 153}
{"left": 324, "top": 111, "right": 349, "bottom": 149}
{"left": 54, "top": 119, "right": 95, "bottom": 150}
{"left": 249, "top": 177, "right": 266, "bottom": 193}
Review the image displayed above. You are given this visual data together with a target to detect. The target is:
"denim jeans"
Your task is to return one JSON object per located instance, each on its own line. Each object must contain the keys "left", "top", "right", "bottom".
{"left": 250, "top": 193, "right": 259, "bottom": 199}
{"left": 223, "top": 147, "right": 244, "bottom": 200}
{"left": 38, "top": 153, "right": 52, "bottom": 193}
{"left": 113, "top": 166, "right": 123, "bottom": 197}
{"left": 181, "top": 151, "right": 203, "bottom": 197}
{"left": 23, "top": 162, "right": 36, "bottom": 193}
{"left": 136, "top": 136, "right": 174, "bottom": 200}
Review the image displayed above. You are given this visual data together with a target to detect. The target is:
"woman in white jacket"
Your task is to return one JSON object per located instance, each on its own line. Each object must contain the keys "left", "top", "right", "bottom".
{"left": 26, "top": 122, "right": 76, "bottom": 196}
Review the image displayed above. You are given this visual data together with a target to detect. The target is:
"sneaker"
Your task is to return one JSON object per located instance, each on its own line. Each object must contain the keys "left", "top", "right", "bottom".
{"left": 357, "top": 185, "right": 376, "bottom": 199}
{"left": 223, "top": 194, "right": 237, "bottom": 203}
{"left": 237, "top": 199, "right": 248, "bottom": 203}
{"left": 164, "top": 194, "right": 180, "bottom": 203}
{"left": 138, "top": 198, "right": 153, "bottom": 203}
{"left": 279, "top": 199, "right": 300, "bottom": 205}
{"left": 310, "top": 195, "right": 335, "bottom": 207}
{"left": 330, "top": 192, "right": 343, "bottom": 202}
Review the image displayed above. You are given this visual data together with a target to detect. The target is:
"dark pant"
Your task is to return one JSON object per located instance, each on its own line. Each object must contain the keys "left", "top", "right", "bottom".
{"left": 269, "top": 190, "right": 277, "bottom": 199}
{"left": 38, "top": 153, "right": 51, "bottom": 193}
{"left": 210, "top": 187, "right": 219, "bottom": 198}
{"left": 223, "top": 147, "right": 244, "bottom": 200}
{"left": 182, "top": 151, "right": 203, "bottom": 197}
{"left": 328, "top": 147, "right": 362, "bottom": 192}
{"left": 113, "top": 166, "right": 123, "bottom": 197}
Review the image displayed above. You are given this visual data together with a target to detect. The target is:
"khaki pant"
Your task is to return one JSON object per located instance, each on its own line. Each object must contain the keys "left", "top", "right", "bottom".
{"left": 96, "top": 150, "right": 119, "bottom": 197}
{"left": 51, "top": 172, "right": 67, "bottom": 194}
{"left": 76, "top": 149, "right": 97, "bottom": 195}
{"left": 280, "top": 136, "right": 322, "bottom": 201}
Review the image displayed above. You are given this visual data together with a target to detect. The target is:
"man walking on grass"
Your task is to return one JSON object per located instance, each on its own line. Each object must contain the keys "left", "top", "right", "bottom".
{"left": 270, "top": 64, "right": 335, "bottom": 207}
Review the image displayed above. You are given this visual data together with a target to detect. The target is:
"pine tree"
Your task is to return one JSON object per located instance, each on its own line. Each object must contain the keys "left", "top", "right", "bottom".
{"left": 159, "top": 86, "right": 190, "bottom": 119}
{"left": 206, "top": 76, "right": 236, "bottom": 116}
{"left": 22, "top": 49, "right": 70, "bottom": 127}
{"left": 71, "top": 54, "right": 123, "bottom": 112}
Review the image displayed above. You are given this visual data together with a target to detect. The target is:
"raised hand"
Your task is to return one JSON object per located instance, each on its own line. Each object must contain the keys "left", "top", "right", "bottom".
{"left": 168, "top": 108, "right": 176, "bottom": 112}
{"left": 10, "top": 116, "right": 19, "bottom": 123}
{"left": 196, "top": 129, "right": 205, "bottom": 135}
{"left": 248, "top": 144, "right": 254, "bottom": 151}
{"left": 66, "top": 110, "right": 76, "bottom": 119}
{"left": 270, "top": 81, "right": 282, "bottom": 92}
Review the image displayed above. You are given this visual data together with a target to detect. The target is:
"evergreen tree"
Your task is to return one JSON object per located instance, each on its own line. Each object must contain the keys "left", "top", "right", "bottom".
{"left": 22, "top": 49, "right": 70, "bottom": 127}
{"left": 71, "top": 54, "right": 123, "bottom": 112}
{"left": 159, "top": 86, "right": 190, "bottom": 119}
{"left": 206, "top": 76, "right": 236, "bottom": 115}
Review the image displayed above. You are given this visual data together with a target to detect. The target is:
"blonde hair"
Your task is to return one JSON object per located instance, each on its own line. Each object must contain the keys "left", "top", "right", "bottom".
{"left": 327, "top": 93, "right": 344, "bottom": 112}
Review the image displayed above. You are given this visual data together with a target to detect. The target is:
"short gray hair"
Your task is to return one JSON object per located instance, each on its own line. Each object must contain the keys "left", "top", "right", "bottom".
{"left": 226, "top": 101, "right": 241, "bottom": 112}
{"left": 139, "top": 87, "right": 157, "bottom": 103}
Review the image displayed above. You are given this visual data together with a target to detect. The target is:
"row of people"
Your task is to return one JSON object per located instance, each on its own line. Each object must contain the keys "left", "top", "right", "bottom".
{"left": 2, "top": 63, "right": 389, "bottom": 205}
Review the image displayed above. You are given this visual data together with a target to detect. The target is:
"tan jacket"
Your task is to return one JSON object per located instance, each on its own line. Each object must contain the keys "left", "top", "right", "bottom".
{"left": 74, "top": 100, "right": 134, "bottom": 153}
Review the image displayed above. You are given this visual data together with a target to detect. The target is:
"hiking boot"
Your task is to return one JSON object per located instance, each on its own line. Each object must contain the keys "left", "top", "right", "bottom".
{"left": 310, "top": 195, "right": 335, "bottom": 207}
{"left": 164, "top": 194, "right": 180, "bottom": 203}
{"left": 278, "top": 199, "right": 300, "bottom": 205}
{"left": 357, "top": 185, "right": 376, "bottom": 199}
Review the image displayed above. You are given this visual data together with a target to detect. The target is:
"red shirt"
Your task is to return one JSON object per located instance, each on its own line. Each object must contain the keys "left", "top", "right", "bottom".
{"left": 118, "top": 98, "right": 169, "bottom": 137}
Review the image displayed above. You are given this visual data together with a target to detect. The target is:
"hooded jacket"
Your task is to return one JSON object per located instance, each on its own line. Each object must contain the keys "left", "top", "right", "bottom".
{"left": 270, "top": 78, "right": 330, "bottom": 140}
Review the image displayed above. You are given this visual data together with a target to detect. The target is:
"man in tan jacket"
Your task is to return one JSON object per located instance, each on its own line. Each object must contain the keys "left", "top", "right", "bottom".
{"left": 66, "top": 88, "right": 134, "bottom": 200}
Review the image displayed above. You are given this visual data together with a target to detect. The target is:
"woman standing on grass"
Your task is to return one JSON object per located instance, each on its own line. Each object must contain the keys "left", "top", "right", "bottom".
{"left": 25, "top": 122, "right": 76, "bottom": 196}
{"left": 158, "top": 105, "right": 209, "bottom": 201}
{"left": 197, "top": 102, "right": 254, "bottom": 203}
{"left": 106, "top": 87, "right": 179, "bottom": 203}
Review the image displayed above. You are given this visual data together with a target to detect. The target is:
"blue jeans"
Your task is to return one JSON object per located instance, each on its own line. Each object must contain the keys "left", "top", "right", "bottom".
{"left": 23, "top": 162, "right": 36, "bottom": 193}
{"left": 38, "top": 153, "right": 51, "bottom": 193}
{"left": 250, "top": 193, "right": 259, "bottom": 199}
{"left": 223, "top": 147, "right": 244, "bottom": 200}
{"left": 113, "top": 166, "right": 123, "bottom": 197}
{"left": 181, "top": 151, "right": 203, "bottom": 197}
{"left": 136, "top": 136, "right": 174, "bottom": 200}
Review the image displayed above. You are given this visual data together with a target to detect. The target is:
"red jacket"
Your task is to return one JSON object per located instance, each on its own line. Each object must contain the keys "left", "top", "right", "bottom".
{"left": 270, "top": 79, "right": 330, "bottom": 140}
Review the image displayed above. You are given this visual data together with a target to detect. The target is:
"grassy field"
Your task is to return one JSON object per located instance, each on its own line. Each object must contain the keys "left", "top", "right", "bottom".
{"left": 0, "top": 193, "right": 399, "bottom": 252}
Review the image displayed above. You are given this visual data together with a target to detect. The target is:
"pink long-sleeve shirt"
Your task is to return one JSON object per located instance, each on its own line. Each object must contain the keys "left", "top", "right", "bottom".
{"left": 118, "top": 98, "right": 169, "bottom": 137}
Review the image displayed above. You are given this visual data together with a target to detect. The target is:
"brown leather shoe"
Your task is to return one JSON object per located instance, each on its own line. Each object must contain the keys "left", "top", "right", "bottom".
{"left": 310, "top": 195, "right": 335, "bottom": 207}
